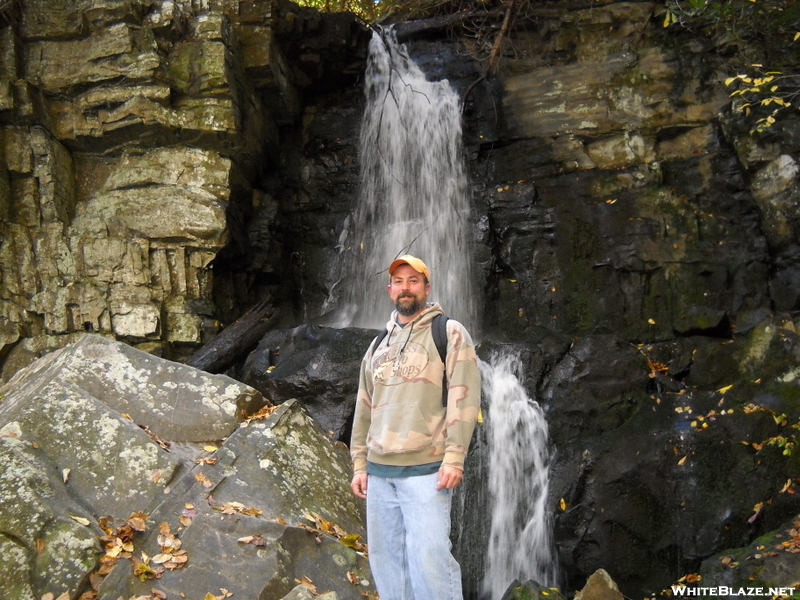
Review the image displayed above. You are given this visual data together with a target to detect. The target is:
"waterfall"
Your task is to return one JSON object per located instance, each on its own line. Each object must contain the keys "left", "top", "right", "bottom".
{"left": 481, "top": 351, "right": 559, "bottom": 599}
{"left": 334, "top": 27, "right": 559, "bottom": 599}
{"left": 326, "top": 28, "right": 476, "bottom": 330}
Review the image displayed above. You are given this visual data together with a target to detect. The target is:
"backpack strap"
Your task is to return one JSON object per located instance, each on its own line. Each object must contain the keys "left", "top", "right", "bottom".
{"left": 431, "top": 314, "right": 449, "bottom": 365}
{"left": 372, "top": 328, "right": 389, "bottom": 353}
{"left": 431, "top": 314, "right": 450, "bottom": 407}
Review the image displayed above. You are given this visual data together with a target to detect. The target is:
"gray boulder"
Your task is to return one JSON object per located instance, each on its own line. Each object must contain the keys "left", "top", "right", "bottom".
{"left": 0, "top": 334, "right": 372, "bottom": 600}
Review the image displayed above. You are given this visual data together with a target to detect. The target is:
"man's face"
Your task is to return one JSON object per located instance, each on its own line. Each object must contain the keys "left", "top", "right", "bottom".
{"left": 387, "top": 264, "right": 430, "bottom": 317}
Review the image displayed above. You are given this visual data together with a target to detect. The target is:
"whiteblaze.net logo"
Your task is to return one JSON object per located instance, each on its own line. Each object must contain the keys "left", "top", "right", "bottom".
{"left": 671, "top": 585, "right": 797, "bottom": 597}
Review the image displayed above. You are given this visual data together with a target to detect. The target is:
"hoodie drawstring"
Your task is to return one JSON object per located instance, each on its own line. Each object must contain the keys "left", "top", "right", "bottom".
{"left": 398, "top": 321, "right": 415, "bottom": 357}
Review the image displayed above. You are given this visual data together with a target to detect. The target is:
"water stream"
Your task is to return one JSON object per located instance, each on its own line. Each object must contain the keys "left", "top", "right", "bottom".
{"left": 336, "top": 28, "right": 559, "bottom": 598}
{"left": 481, "top": 352, "right": 559, "bottom": 599}
{"left": 325, "top": 28, "right": 476, "bottom": 331}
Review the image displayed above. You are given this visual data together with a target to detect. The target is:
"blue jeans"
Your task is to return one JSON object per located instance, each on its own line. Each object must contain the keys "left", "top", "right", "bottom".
{"left": 366, "top": 472, "right": 463, "bottom": 600}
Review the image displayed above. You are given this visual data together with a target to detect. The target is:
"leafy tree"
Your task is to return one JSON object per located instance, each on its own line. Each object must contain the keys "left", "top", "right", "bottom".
{"left": 663, "top": 0, "right": 800, "bottom": 131}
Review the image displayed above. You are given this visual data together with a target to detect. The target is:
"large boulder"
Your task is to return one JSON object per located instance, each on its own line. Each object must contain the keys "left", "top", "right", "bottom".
{"left": 97, "top": 400, "right": 371, "bottom": 600}
{"left": 0, "top": 334, "right": 373, "bottom": 600}
{"left": 698, "top": 514, "right": 800, "bottom": 593}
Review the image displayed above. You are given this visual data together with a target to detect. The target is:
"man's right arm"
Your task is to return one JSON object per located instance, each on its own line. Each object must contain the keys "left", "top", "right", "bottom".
{"left": 350, "top": 352, "right": 373, "bottom": 494}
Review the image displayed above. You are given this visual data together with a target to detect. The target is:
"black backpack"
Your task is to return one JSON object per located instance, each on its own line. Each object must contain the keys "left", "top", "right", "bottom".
{"left": 372, "top": 314, "right": 450, "bottom": 406}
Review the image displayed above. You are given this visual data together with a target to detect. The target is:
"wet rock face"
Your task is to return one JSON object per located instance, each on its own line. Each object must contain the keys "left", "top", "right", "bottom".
{"left": 238, "top": 325, "right": 378, "bottom": 441}
{"left": 0, "top": 334, "right": 372, "bottom": 600}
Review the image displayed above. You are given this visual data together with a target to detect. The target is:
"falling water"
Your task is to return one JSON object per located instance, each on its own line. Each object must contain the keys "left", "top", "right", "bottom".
{"left": 481, "top": 352, "right": 559, "bottom": 599}
{"left": 326, "top": 28, "right": 476, "bottom": 330}
{"left": 333, "top": 27, "right": 558, "bottom": 599}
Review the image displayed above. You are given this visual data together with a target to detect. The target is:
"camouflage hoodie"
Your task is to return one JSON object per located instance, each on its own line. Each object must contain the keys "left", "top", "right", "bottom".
{"left": 350, "top": 303, "right": 480, "bottom": 475}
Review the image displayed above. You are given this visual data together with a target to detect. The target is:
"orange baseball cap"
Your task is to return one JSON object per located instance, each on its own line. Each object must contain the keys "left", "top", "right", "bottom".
{"left": 388, "top": 255, "right": 430, "bottom": 280}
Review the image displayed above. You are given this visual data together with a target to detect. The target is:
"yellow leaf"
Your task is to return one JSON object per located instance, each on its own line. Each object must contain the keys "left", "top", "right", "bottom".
{"left": 151, "top": 553, "right": 173, "bottom": 564}
{"left": 339, "top": 533, "right": 362, "bottom": 548}
{"left": 559, "top": 498, "right": 567, "bottom": 511}
{"left": 203, "top": 445, "right": 218, "bottom": 452}
{"left": 647, "top": 318, "right": 656, "bottom": 325}
{"left": 724, "top": 76, "right": 739, "bottom": 86}
{"left": 717, "top": 384, "right": 733, "bottom": 393}
{"left": 71, "top": 516, "right": 91, "bottom": 526}
{"left": 794, "top": 32, "right": 800, "bottom": 41}
{"left": 678, "top": 456, "right": 687, "bottom": 465}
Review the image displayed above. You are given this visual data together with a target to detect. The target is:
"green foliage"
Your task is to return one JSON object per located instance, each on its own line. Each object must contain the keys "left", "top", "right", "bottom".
{"left": 663, "top": 0, "right": 800, "bottom": 131}
{"left": 290, "top": 0, "right": 468, "bottom": 23}
{"left": 292, "top": 0, "right": 384, "bottom": 22}
{"left": 292, "top": 0, "right": 503, "bottom": 24}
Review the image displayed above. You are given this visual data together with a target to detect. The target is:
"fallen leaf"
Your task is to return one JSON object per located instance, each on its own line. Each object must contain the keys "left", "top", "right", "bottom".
{"left": 203, "top": 445, "right": 218, "bottom": 452}
{"left": 717, "top": 384, "right": 734, "bottom": 393}
{"left": 151, "top": 553, "right": 173, "bottom": 564}
{"left": 128, "top": 512, "right": 149, "bottom": 532}
{"left": 62, "top": 468, "right": 71, "bottom": 482}
{"left": 168, "top": 553, "right": 189, "bottom": 564}
{"left": 71, "top": 516, "right": 91, "bottom": 526}
{"left": 559, "top": 498, "right": 567, "bottom": 511}
{"left": 678, "top": 456, "right": 687, "bottom": 465}
{"left": 295, "top": 576, "right": 317, "bottom": 594}
{"left": 195, "top": 472, "right": 214, "bottom": 489}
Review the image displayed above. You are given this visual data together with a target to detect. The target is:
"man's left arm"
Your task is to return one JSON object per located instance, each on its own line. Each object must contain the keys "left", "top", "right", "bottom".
{"left": 440, "top": 321, "right": 481, "bottom": 480}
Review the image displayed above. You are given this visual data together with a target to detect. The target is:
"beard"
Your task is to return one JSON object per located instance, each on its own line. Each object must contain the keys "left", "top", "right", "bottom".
{"left": 395, "top": 294, "right": 426, "bottom": 317}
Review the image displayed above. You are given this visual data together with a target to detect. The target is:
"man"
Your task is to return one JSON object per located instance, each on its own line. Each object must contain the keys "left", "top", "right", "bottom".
{"left": 350, "top": 255, "right": 480, "bottom": 600}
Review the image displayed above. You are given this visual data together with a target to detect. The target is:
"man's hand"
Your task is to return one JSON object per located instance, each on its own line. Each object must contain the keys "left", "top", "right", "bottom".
{"left": 437, "top": 465, "right": 463, "bottom": 490}
{"left": 351, "top": 473, "right": 368, "bottom": 499}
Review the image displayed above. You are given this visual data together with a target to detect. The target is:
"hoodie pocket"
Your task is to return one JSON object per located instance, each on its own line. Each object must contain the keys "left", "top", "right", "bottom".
{"left": 367, "top": 403, "right": 441, "bottom": 454}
